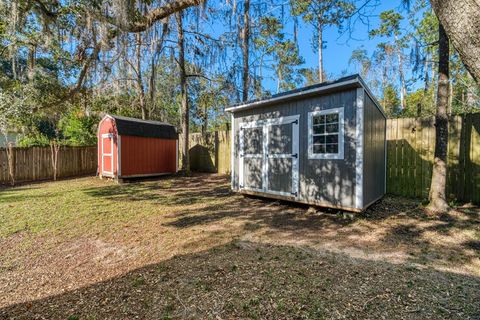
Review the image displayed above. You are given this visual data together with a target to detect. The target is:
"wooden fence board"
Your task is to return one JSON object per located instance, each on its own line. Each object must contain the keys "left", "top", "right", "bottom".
{"left": 178, "top": 131, "right": 231, "bottom": 175}
{"left": 0, "top": 146, "right": 97, "bottom": 185}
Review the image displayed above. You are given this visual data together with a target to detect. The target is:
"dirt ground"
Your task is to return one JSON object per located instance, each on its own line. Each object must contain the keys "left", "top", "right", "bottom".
{"left": 0, "top": 174, "right": 479, "bottom": 319}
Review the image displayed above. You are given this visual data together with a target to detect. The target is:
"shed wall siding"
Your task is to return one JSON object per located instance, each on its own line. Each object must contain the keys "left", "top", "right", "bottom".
{"left": 120, "top": 136, "right": 177, "bottom": 177}
{"left": 233, "top": 89, "right": 358, "bottom": 208}
{"left": 362, "top": 93, "right": 386, "bottom": 206}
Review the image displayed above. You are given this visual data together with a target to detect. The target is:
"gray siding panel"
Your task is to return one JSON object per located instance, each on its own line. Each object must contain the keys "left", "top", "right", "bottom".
{"left": 362, "top": 93, "right": 386, "bottom": 206}
{"left": 233, "top": 89, "right": 358, "bottom": 209}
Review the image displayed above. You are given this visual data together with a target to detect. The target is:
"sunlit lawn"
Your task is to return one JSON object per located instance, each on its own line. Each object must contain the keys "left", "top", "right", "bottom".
{"left": 0, "top": 174, "right": 479, "bottom": 319}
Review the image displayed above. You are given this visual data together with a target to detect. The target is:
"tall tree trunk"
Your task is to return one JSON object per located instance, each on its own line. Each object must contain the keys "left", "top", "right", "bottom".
{"left": 427, "top": 23, "right": 450, "bottom": 213}
{"left": 429, "top": 0, "right": 480, "bottom": 83}
{"left": 277, "top": 69, "right": 282, "bottom": 93}
{"left": 317, "top": 18, "right": 324, "bottom": 83}
{"left": 27, "top": 45, "right": 36, "bottom": 81}
{"left": 202, "top": 103, "right": 208, "bottom": 136}
{"left": 255, "top": 53, "right": 265, "bottom": 97}
{"left": 396, "top": 36, "right": 407, "bottom": 112}
{"left": 11, "top": 52, "right": 17, "bottom": 80}
{"left": 431, "top": 62, "right": 436, "bottom": 107}
{"left": 50, "top": 141, "right": 60, "bottom": 181}
{"left": 176, "top": 11, "right": 190, "bottom": 173}
{"left": 381, "top": 65, "right": 387, "bottom": 98}
{"left": 417, "top": 55, "right": 430, "bottom": 117}
{"left": 149, "top": 50, "right": 156, "bottom": 119}
{"left": 135, "top": 33, "right": 147, "bottom": 120}
{"left": 466, "top": 73, "right": 476, "bottom": 110}
{"left": 241, "top": 0, "right": 250, "bottom": 102}
{"left": 448, "top": 78, "right": 453, "bottom": 115}
{"left": 6, "top": 141, "right": 14, "bottom": 186}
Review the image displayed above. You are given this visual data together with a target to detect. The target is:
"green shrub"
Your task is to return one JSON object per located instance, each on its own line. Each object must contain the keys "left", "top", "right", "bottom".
{"left": 59, "top": 111, "right": 98, "bottom": 146}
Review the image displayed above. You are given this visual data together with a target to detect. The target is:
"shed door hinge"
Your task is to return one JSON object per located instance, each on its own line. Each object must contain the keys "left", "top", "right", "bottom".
{"left": 291, "top": 119, "right": 298, "bottom": 125}
{"left": 292, "top": 153, "right": 298, "bottom": 158}
{"left": 291, "top": 191, "right": 298, "bottom": 197}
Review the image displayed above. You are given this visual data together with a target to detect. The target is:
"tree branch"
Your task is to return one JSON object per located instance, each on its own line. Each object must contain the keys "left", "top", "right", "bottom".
{"left": 89, "top": 0, "right": 203, "bottom": 33}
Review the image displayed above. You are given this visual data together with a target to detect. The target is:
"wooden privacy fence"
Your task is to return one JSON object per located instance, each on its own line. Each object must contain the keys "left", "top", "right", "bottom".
{"left": 179, "top": 131, "right": 231, "bottom": 174}
{"left": 387, "top": 114, "right": 480, "bottom": 203}
{"left": 0, "top": 146, "right": 97, "bottom": 184}
{"left": 182, "top": 114, "right": 480, "bottom": 203}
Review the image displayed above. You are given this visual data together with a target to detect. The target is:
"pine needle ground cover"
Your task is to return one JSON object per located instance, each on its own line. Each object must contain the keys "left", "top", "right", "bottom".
{"left": 0, "top": 174, "right": 479, "bottom": 319}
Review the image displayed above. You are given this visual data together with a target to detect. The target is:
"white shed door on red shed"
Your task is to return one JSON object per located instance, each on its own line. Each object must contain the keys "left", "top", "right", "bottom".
{"left": 101, "top": 133, "right": 114, "bottom": 176}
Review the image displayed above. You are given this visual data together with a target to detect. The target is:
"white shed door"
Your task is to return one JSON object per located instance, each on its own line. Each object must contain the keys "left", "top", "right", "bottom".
{"left": 239, "top": 115, "right": 299, "bottom": 197}
{"left": 101, "top": 133, "right": 114, "bottom": 176}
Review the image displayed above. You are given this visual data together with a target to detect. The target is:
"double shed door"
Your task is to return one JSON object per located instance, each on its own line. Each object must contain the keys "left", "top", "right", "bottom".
{"left": 239, "top": 115, "right": 299, "bottom": 197}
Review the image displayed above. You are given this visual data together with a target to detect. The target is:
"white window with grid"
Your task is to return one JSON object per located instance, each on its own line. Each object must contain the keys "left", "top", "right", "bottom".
{"left": 308, "top": 107, "right": 344, "bottom": 160}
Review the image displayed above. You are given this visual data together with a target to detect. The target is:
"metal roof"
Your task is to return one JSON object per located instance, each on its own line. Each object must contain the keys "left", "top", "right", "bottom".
{"left": 225, "top": 74, "right": 385, "bottom": 118}
{"left": 107, "top": 115, "right": 178, "bottom": 140}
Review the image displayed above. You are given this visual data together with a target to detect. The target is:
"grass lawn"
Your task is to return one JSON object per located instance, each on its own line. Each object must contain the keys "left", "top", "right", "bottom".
{"left": 0, "top": 174, "right": 479, "bottom": 319}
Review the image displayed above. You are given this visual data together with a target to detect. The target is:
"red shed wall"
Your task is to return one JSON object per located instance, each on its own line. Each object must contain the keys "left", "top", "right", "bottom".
{"left": 120, "top": 136, "right": 177, "bottom": 177}
{"left": 97, "top": 117, "right": 118, "bottom": 177}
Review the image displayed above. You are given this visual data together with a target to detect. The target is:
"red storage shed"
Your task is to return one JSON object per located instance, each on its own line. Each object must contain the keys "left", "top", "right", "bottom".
{"left": 97, "top": 114, "right": 178, "bottom": 179}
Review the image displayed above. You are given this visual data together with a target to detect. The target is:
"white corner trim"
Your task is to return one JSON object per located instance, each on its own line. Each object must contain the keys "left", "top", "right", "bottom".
{"left": 307, "top": 107, "right": 345, "bottom": 160}
{"left": 291, "top": 116, "right": 300, "bottom": 198}
{"left": 262, "top": 124, "right": 268, "bottom": 192}
{"left": 117, "top": 135, "right": 121, "bottom": 177}
{"left": 176, "top": 139, "right": 179, "bottom": 173}
{"left": 230, "top": 113, "right": 235, "bottom": 189}
{"left": 355, "top": 88, "right": 364, "bottom": 210}
{"left": 384, "top": 117, "right": 387, "bottom": 194}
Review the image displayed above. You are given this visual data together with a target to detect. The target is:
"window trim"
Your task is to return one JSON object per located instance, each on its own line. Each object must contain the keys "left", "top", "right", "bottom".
{"left": 308, "top": 107, "right": 345, "bottom": 160}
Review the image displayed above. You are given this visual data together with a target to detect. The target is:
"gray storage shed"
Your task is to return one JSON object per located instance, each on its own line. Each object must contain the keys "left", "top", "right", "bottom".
{"left": 226, "top": 74, "right": 386, "bottom": 212}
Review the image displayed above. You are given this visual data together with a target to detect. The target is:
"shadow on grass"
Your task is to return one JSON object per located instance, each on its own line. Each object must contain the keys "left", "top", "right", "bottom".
{"left": 1, "top": 241, "right": 479, "bottom": 319}
{"left": 160, "top": 179, "right": 479, "bottom": 274}
{"left": 0, "top": 188, "right": 78, "bottom": 203}
{"left": 82, "top": 174, "right": 232, "bottom": 207}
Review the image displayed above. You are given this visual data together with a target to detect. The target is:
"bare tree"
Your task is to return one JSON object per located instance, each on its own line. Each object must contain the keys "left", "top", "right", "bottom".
{"left": 176, "top": 11, "right": 190, "bottom": 173}
{"left": 242, "top": 0, "right": 250, "bottom": 102}
{"left": 50, "top": 140, "right": 61, "bottom": 181}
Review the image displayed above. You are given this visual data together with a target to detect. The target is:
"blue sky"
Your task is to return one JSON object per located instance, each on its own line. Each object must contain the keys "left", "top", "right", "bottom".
{"left": 294, "top": 1, "right": 409, "bottom": 78}
{"left": 204, "top": 0, "right": 422, "bottom": 94}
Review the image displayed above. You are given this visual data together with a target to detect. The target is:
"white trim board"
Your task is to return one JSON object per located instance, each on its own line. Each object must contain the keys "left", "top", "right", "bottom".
{"left": 355, "top": 88, "right": 364, "bottom": 210}
{"left": 176, "top": 139, "right": 179, "bottom": 173}
{"left": 117, "top": 135, "right": 122, "bottom": 177}
{"left": 230, "top": 113, "right": 235, "bottom": 189}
